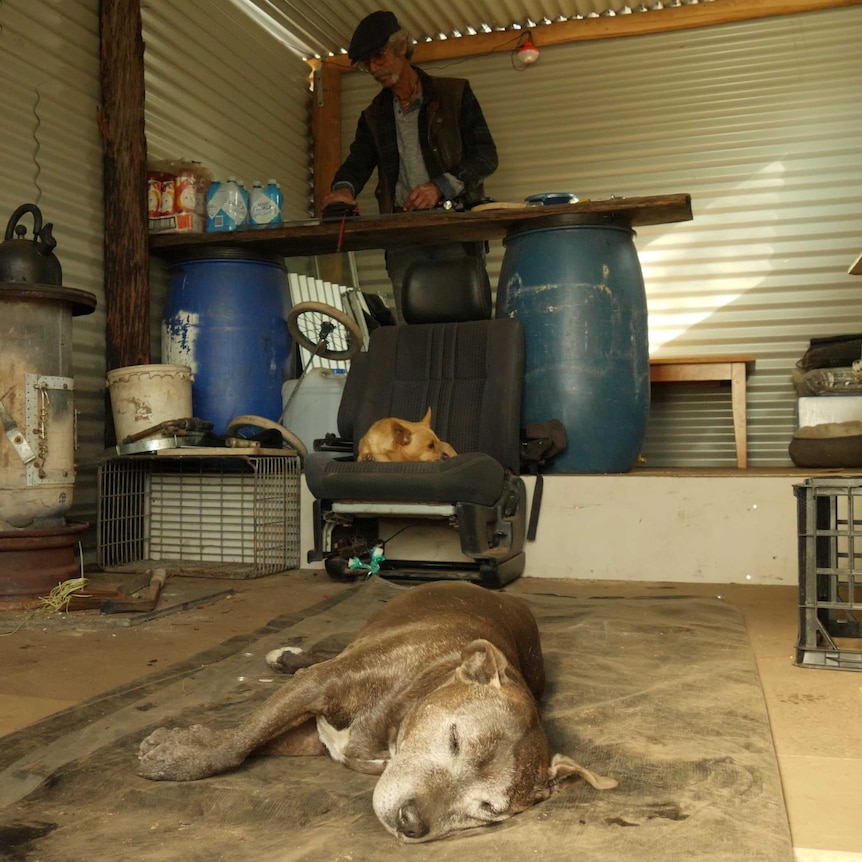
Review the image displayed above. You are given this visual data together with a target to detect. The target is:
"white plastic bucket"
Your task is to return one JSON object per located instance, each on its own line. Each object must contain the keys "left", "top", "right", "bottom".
{"left": 106, "top": 364, "right": 194, "bottom": 442}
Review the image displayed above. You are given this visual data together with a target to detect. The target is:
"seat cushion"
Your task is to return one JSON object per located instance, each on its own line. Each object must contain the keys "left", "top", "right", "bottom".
{"left": 304, "top": 451, "right": 505, "bottom": 506}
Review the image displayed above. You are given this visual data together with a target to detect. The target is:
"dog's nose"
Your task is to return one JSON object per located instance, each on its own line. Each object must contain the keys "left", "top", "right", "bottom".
{"left": 441, "top": 451, "right": 450, "bottom": 460}
{"left": 396, "top": 799, "right": 428, "bottom": 839}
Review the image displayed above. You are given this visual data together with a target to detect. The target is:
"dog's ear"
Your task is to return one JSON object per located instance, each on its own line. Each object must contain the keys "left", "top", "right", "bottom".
{"left": 392, "top": 420, "right": 413, "bottom": 446}
{"left": 547, "top": 753, "right": 618, "bottom": 793}
{"left": 456, "top": 639, "right": 508, "bottom": 688}
{"left": 420, "top": 407, "right": 432, "bottom": 427}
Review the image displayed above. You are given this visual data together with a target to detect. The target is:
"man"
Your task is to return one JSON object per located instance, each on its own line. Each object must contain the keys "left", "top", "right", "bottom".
{"left": 322, "top": 11, "right": 498, "bottom": 323}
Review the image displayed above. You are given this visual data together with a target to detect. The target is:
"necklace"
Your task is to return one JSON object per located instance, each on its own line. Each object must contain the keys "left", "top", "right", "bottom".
{"left": 398, "top": 77, "right": 421, "bottom": 110}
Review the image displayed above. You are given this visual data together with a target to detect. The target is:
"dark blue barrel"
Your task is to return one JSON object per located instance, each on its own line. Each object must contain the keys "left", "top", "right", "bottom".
{"left": 163, "top": 249, "right": 291, "bottom": 435}
{"left": 496, "top": 222, "right": 649, "bottom": 473}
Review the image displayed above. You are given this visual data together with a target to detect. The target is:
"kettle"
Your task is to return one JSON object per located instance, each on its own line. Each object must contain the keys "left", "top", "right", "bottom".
{"left": 0, "top": 203, "right": 63, "bottom": 285}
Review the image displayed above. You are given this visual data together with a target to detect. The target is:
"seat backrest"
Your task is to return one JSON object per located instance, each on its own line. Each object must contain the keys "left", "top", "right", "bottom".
{"left": 336, "top": 351, "right": 368, "bottom": 440}
{"left": 402, "top": 257, "right": 492, "bottom": 323}
{"left": 351, "top": 318, "right": 524, "bottom": 473}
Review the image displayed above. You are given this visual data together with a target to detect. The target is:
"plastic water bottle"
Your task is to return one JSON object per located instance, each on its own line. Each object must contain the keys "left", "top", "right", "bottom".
{"left": 250, "top": 179, "right": 283, "bottom": 226}
{"left": 238, "top": 181, "right": 250, "bottom": 227}
{"left": 249, "top": 180, "right": 267, "bottom": 226}
{"left": 266, "top": 179, "right": 283, "bottom": 226}
{"left": 206, "top": 178, "right": 230, "bottom": 232}
{"left": 222, "top": 177, "right": 247, "bottom": 230}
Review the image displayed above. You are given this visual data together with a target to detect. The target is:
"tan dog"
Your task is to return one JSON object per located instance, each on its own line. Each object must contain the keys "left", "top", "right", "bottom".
{"left": 137, "top": 581, "right": 616, "bottom": 842}
{"left": 358, "top": 407, "right": 457, "bottom": 462}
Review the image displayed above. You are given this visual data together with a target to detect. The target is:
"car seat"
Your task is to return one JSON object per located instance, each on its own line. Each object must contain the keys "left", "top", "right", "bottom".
{"left": 304, "top": 256, "right": 527, "bottom": 588}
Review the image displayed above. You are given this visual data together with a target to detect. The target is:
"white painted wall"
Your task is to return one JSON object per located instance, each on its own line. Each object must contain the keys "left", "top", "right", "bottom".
{"left": 301, "top": 473, "right": 802, "bottom": 586}
{"left": 520, "top": 475, "right": 798, "bottom": 585}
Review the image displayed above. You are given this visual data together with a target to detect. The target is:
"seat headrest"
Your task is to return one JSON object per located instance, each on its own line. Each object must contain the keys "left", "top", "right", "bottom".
{"left": 402, "top": 257, "right": 493, "bottom": 324}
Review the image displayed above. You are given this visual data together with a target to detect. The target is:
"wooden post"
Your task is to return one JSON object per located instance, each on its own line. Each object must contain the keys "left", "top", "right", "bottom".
{"left": 311, "top": 60, "right": 344, "bottom": 217}
{"left": 311, "top": 60, "right": 349, "bottom": 284}
{"left": 99, "top": 0, "right": 149, "bottom": 378}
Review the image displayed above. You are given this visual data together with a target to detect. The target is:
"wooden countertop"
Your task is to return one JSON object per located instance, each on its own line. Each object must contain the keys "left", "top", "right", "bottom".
{"left": 148, "top": 193, "right": 693, "bottom": 260}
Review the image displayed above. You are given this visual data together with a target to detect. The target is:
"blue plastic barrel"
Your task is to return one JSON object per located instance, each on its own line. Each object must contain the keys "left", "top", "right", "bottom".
{"left": 162, "top": 249, "right": 291, "bottom": 435}
{"left": 496, "top": 222, "right": 649, "bottom": 473}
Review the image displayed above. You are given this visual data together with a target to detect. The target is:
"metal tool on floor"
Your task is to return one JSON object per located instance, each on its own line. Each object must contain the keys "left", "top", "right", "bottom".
{"left": 64, "top": 568, "right": 168, "bottom": 614}
{"left": 101, "top": 568, "right": 167, "bottom": 614}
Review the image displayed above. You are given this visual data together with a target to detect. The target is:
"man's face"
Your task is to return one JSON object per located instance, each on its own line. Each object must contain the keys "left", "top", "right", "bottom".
{"left": 363, "top": 43, "right": 407, "bottom": 89}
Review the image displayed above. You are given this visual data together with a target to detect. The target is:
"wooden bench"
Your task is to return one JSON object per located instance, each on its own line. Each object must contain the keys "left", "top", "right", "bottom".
{"left": 649, "top": 356, "right": 756, "bottom": 468}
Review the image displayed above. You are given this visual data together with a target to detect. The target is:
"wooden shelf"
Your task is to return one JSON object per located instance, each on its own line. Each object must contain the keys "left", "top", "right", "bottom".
{"left": 148, "top": 193, "right": 693, "bottom": 260}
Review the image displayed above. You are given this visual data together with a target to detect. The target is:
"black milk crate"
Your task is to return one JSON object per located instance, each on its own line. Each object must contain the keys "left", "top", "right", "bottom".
{"left": 97, "top": 452, "right": 301, "bottom": 579}
{"left": 795, "top": 476, "right": 862, "bottom": 670}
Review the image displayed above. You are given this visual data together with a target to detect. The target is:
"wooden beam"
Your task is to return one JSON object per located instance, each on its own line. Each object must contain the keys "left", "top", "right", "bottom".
{"left": 99, "top": 0, "right": 149, "bottom": 385}
{"left": 320, "top": 0, "right": 862, "bottom": 69}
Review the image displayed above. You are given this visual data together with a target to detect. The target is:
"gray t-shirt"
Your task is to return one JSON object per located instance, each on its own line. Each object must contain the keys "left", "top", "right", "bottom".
{"left": 393, "top": 93, "right": 464, "bottom": 207}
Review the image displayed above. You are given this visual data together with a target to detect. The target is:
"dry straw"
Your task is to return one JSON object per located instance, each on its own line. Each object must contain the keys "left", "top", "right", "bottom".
{"left": 35, "top": 577, "right": 90, "bottom": 616}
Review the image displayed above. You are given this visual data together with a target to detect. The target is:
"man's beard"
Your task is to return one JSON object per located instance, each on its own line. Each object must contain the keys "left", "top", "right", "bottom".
{"left": 375, "top": 70, "right": 399, "bottom": 86}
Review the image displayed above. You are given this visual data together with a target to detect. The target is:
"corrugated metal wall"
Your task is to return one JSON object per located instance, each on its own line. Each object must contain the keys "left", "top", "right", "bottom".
{"left": 0, "top": 1, "right": 319, "bottom": 538}
{"left": 0, "top": 0, "right": 105, "bottom": 523}
{"left": 3, "top": 2, "right": 860, "bottom": 524}
{"left": 241, "top": 0, "right": 723, "bottom": 59}
{"left": 142, "top": 1, "right": 312, "bottom": 216}
{"left": 341, "top": 6, "right": 862, "bottom": 467}
{"left": 141, "top": 0, "right": 317, "bottom": 359}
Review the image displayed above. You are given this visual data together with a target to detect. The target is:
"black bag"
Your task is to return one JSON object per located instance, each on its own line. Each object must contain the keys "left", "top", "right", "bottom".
{"left": 796, "top": 334, "right": 862, "bottom": 370}
{"left": 521, "top": 421, "right": 567, "bottom": 469}
{"left": 520, "top": 420, "right": 567, "bottom": 541}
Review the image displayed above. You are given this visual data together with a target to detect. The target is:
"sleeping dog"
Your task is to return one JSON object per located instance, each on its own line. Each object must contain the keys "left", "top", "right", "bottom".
{"left": 137, "top": 581, "right": 616, "bottom": 842}
{"left": 358, "top": 407, "right": 456, "bottom": 462}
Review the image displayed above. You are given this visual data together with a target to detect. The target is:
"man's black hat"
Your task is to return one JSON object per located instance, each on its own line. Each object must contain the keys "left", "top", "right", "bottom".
{"left": 348, "top": 11, "right": 400, "bottom": 63}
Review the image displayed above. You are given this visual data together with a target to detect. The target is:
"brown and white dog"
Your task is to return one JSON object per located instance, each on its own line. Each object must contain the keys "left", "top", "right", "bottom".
{"left": 137, "top": 581, "right": 616, "bottom": 843}
{"left": 358, "top": 407, "right": 457, "bottom": 463}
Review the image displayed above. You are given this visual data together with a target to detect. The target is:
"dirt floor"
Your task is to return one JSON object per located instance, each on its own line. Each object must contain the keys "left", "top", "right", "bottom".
{"left": 0, "top": 570, "right": 351, "bottom": 732}
{"left": 0, "top": 575, "right": 793, "bottom": 861}
{"left": 1, "top": 570, "right": 861, "bottom": 857}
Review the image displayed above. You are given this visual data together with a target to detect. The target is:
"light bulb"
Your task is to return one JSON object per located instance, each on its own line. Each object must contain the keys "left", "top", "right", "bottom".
{"left": 516, "top": 39, "right": 540, "bottom": 64}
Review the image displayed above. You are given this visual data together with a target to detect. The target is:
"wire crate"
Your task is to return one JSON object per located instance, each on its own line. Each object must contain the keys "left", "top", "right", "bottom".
{"left": 795, "top": 476, "right": 862, "bottom": 670}
{"left": 97, "top": 452, "right": 300, "bottom": 578}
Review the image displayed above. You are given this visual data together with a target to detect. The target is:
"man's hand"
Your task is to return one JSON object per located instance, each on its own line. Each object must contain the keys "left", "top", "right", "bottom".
{"left": 322, "top": 188, "right": 356, "bottom": 209}
{"left": 403, "top": 182, "right": 443, "bottom": 211}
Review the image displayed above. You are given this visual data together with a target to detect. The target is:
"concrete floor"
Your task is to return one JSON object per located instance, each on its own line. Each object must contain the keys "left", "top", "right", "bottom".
{"left": 0, "top": 569, "right": 859, "bottom": 860}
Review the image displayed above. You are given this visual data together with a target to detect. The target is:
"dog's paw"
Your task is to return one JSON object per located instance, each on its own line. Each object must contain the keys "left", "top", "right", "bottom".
{"left": 265, "top": 645, "right": 306, "bottom": 673}
{"left": 137, "top": 724, "right": 240, "bottom": 781}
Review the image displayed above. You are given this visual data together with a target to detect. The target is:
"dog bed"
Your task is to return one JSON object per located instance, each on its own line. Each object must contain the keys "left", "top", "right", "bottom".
{"left": 789, "top": 420, "right": 862, "bottom": 467}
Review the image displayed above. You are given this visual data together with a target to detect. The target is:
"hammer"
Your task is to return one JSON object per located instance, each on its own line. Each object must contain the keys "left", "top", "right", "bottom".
{"left": 100, "top": 568, "right": 168, "bottom": 614}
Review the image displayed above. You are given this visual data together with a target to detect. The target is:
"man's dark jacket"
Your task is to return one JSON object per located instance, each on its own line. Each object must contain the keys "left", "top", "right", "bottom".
{"left": 331, "top": 67, "right": 498, "bottom": 213}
